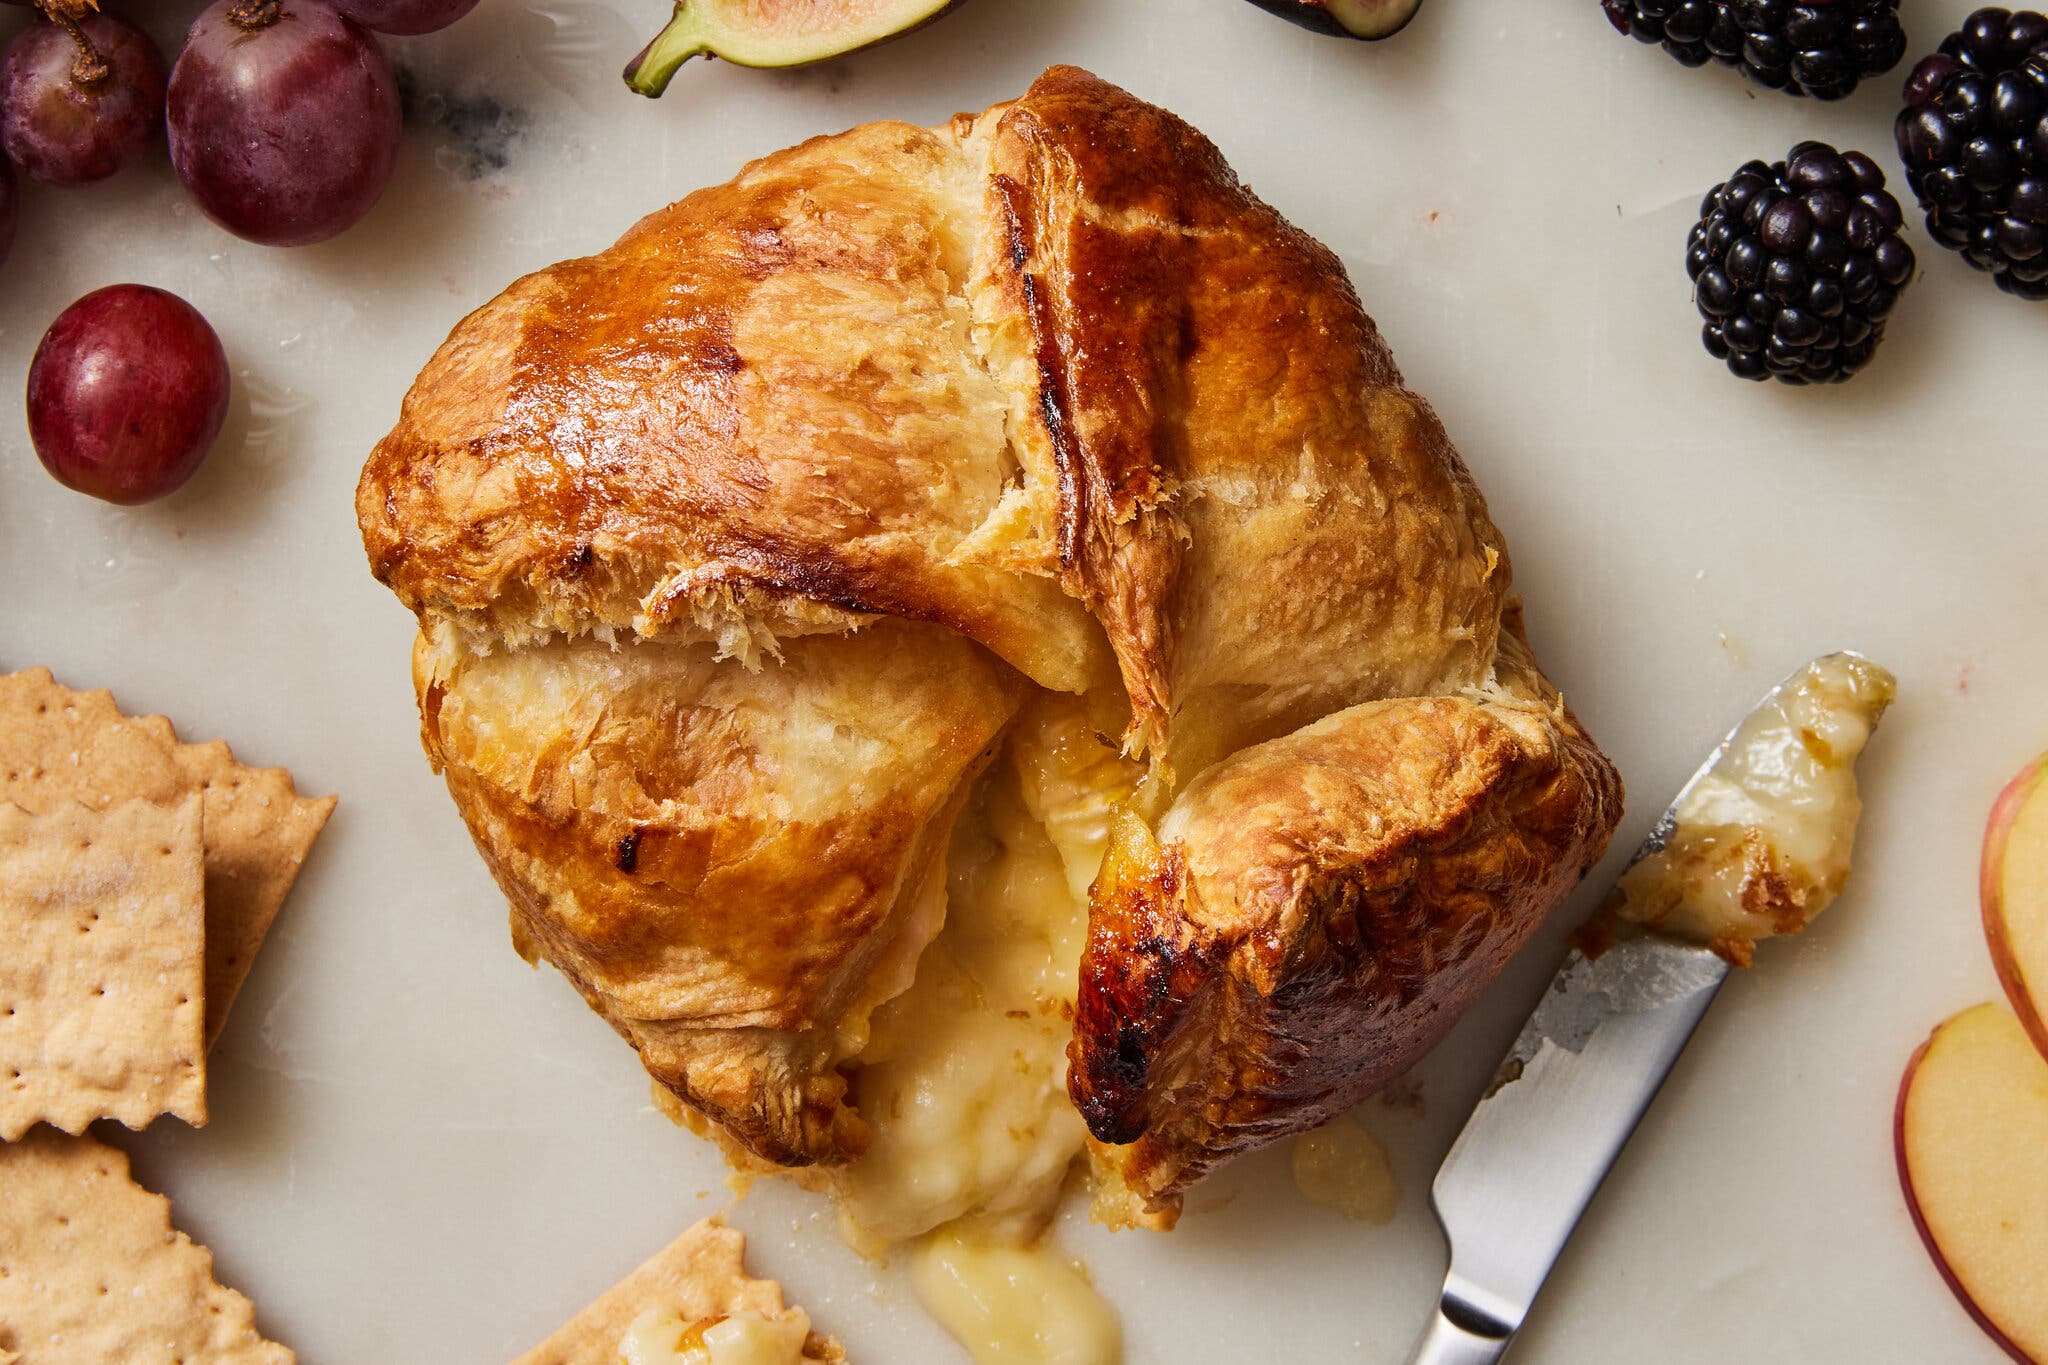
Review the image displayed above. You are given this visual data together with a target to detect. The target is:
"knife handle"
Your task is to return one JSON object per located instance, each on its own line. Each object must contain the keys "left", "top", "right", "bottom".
{"left": 1403, "top": 1285, "right": 1513, "bottom": 1365}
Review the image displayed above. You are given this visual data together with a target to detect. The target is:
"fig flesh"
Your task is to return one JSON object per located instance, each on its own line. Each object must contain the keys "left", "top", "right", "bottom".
{"left": 1244, "top": 0, "right": 1423, "bottom": 40}
{"left": 625, "top": 0, "right": 966, "bottom": 97}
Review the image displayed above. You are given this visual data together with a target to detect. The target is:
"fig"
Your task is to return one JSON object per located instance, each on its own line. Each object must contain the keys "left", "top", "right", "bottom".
{"left": 1243, "top": 0, "right": 1423, "bottom": 40}
{"left": 624, "top": 0, "right": 967, "bottom": 98}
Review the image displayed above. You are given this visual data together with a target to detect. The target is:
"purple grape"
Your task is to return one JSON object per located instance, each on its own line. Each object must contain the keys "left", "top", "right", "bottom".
{"left": 166, "top": 0, "right": 400, "bottom": 247}
{"left": 0, "top": 159, "right": 16, "bottom": 267}
{"left": 27, "top": 285, "right": 231, "bottom": 505}
{"left": 0, "top": 12, "right": 167, "bottom": 186}
{"left": 329, "top": 0, "right": 479, "bottom": 36}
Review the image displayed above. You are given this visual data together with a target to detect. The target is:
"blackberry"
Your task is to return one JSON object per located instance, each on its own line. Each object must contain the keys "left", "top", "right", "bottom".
{"left": 1894, "top": 8, "right": 2048, "bottom": 298}
{"left": 1686, "top": 143, "right": 1916, "bottom": 383}
{"left": 1602, "top": 0, "right": 1907, "bottom": 100}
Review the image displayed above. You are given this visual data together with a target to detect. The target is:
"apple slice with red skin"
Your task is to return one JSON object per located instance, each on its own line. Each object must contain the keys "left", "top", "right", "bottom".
{"left": 1895, "top": 1002, "right": 2048, "bottom": 1364}
{"left": 1243, "top": 0, "right": 1424, "bottom": 40}
{"left": 1984, "top": 754, "right": 2048, "bottom": 1063}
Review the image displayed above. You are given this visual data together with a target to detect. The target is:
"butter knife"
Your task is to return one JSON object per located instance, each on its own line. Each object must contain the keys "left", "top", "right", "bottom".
{"left": 1403, "top": 654, "right": 1875, "bottom": 1365}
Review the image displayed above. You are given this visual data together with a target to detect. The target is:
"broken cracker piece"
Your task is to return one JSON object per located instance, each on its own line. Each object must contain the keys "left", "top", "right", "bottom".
{"left": 171, "top": 740, "right": 335, "bottom": 1046}
{"left": 0, "top": 1128, "right": 292, "bottom": 1364}
{"left": 511, "top": 1216, "right": 843, "bottom": 1365}
{"left": 0, "top": 798, "right": 206, "bottom": 1142}
{"left": 0, "top": 668, "right": 336, "bottom": 1047}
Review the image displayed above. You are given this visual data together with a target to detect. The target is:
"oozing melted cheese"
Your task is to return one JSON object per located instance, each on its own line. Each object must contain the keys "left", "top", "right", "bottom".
{"left": 1290, "top": 1112, "right": 1399, "bottom": 1224}
{"left": 616, "top": 1308, "right": 810, "bottom": 1365}
{"left": 1611, "top": 653, "right": 1895, "bottom": 962}
{"left": 835, "top": 696, "right": 1134, "bottom": 1252}
{"left": 911, "top": 1227, "right": 1123, "bottom": 1365}
{"left": 825, "top": 696, "right": 1134, "bottom": 1364}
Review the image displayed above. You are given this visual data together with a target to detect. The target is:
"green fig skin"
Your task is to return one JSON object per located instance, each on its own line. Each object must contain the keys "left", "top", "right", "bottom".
{"left": 625, "top": 0, "right": 968, "bottom": 97}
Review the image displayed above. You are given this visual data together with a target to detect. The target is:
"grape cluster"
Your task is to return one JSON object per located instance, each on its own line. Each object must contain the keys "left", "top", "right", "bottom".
{"left": 2, "top": 0, "right": 479, "bottom": 505}
{"left": 0, "top": 0, "right": 480, "bottom": 269}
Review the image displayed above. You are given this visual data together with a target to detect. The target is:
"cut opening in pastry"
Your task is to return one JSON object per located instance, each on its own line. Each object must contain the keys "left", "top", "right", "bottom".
{"left": 826, "top": 690, "right": 1138, "bottom": 1253}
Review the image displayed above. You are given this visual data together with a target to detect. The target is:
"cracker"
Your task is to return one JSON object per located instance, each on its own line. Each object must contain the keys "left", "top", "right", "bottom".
{"left": 0, "top": 669, "right": 336, "bottom": 1047}
{"left": 0, "top": 798, "right": 207, "bottom": 1141}
{"left": 170, "top": 741, "right": 335, "bottom": 1047}
{"left": 512, "top": 1216, "right": 842, "bottom": 1365}
{"left": 0, "top": 671, "right": 189, "bottom": 812}
{"left": 0, "top": 1128, "right": 293, "bottom": 1363}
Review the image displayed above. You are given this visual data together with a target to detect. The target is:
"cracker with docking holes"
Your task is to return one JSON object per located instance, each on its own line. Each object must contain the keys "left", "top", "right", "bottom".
{"left": 511, "top": 1215, "right": 842, "bottom": 1365}
{"left": 0, "top": 1128, "right": 293, "bottom": 1363}
{"left": 0, "top": 667, "right": 336, "bottom": 1048}
{"left": 0, "top": 797, "right": 206, "bottom": 1142}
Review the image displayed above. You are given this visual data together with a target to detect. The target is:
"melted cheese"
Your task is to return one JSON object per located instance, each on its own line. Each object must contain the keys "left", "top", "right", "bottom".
{"left": 834, "top": 696, "right": 1137, "bottom": 1253}
{"left": 820, "top": 697, "right": 1133, "bottom": 1361}
{"left": 1612, "top": 653, "right": 1895, "bottom": 961}
{"left": 911, "top": 1227, "right": 1123, "bottom": 1365}
{"left": 616, "top": 1308, "right": 810, "bottom": 1365}
{"left": 1290, "top": 1112, "right": 1399, "bottom": 1223}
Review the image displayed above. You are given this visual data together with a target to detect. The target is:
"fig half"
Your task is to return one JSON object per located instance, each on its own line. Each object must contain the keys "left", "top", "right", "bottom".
{"left": 1243, "top": 0, "right": 1423, "bottom": 40}
{"left": 624, "top": 0, "right": 967, "bottom": 97}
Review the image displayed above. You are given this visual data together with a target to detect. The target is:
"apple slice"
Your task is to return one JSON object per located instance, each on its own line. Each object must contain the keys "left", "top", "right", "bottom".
{"left": 1984, "top": 755, "right": 2048, "bottom": 1062}
{"left": 1895, "top": 1002, "right": 2048, "bottom": 1364}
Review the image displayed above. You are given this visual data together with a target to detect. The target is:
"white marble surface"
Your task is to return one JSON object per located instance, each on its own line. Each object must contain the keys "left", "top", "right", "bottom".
{"left": 1, "top": 0, "right": 2040, "bottom": 1360}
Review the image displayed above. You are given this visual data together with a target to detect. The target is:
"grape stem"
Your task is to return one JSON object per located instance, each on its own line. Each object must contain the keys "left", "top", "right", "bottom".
{"left": 33, "top": 0, "right": 109, "bottom": 88}
{"left": 226, "top": 0, "right": 288, "bottom": 32}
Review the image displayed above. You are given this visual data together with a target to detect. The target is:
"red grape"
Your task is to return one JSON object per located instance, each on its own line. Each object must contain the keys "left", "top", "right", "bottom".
{"left": 0, "top": 13, "right": 167, "bottom": 186}
{"left": 27, "top": 285, "right": 231, "bottom": 506}
{"left": 166, "top": 0, "right": 400, "bottom": 247}
{"left": 329, "top": 0, "right": 479, "bottom": 36}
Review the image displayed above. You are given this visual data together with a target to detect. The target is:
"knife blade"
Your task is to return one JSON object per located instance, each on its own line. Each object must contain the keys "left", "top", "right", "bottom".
{"left": 1402, "top": 653, "right": 1877, "bottom": 1365}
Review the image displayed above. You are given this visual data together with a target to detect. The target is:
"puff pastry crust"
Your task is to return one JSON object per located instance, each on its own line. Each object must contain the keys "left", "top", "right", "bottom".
{"left": 359, "top": 66, "right": 1621, "bottom": 1220}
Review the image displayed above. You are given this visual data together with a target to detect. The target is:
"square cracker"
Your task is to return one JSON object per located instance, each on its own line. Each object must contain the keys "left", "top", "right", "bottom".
{"left": 0, "top": 798, "right": 207, "bottom": 1142}
{"left": 0, "top": 1128, "right": 292, "bottom": 1364}
{"left": 0, "top": 669, "right": 336, "bottom": 1048}
{"left": 511, "top": 1216, "right": 842, "bottom": 1365}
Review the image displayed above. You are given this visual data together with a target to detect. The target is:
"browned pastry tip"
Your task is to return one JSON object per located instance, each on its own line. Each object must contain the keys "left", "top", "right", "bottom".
{"left": 1073, "top": 630, "right": 1620, "bottom": 1218}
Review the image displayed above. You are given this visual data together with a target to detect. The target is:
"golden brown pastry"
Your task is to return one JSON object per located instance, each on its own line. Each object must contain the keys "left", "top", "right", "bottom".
{"left": 359, "top": 66, "right": 1621, "bottom": 1229}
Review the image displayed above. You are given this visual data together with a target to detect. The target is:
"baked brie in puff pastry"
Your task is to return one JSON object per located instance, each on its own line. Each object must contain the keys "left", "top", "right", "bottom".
{"left": 357, "top": 66, "right": 1622, "bottom": 1233}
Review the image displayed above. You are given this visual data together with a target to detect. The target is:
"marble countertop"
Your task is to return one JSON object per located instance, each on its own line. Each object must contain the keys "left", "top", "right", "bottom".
{"left": 0, "top": 0, "right": 2038, "bottom": 1360}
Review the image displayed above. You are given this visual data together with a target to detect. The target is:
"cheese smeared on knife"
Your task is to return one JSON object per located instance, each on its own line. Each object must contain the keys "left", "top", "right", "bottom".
{"left": 1606, "top": 652, "right": 1896, "bottom": 964}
